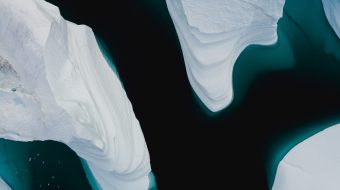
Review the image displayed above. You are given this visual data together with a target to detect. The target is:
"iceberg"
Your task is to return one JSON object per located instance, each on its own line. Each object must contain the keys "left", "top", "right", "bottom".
{"left": 0, "top": 177, "right": 11, "bottom": 190}
{"left": 0, "top": 0, "right": 152, "bottom": 189}
{"left": 322, "top": 0, "right": 340, "bottom": 39}
{"left": 166, "top": 0, "right": 286, "bottom": 112}
{"left": 272, "top": 124, "right": 340, "bottom": 190}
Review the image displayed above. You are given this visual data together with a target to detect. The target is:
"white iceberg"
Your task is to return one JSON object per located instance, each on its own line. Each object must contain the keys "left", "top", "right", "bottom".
{"left": 322, "top": 0, "right": 340, "bottom": 39}
{"left": 272, "top": 124, "right": 340, "bottom": 190}
{"left": 166, "top": 0, "right": 285, "bottom": 112}
{"left": 0, "top": 0, "right": 151, "bottom": 189}
{"left": 0, "top": 177, "right": 11, "bottom": 190}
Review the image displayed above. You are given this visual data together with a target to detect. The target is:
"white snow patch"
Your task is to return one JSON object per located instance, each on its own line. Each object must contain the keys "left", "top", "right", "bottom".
{"left": 273, "top": 124, "right": 340, "bottom": 190}
{"left": 322, "top": 0, "right": 340, "bottom": 39}
{"left": 166, "top": 0, "right": 285, "bottom": 112}
{"left": 0, "top": 0, "right": 151, "bottom": 189}
{"left": 0, "top": 177, "right": 11, "bottom": 190}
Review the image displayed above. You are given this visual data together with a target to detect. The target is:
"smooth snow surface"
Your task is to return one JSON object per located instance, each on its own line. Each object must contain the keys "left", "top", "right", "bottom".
{"left": 0, "top": 177, "right": 11, "bottom": 190}
{"left": 0, "top": 0, "right": 151, "bottom": 189}
{"left": 272, "top": 124, "right": 340, "bottom": 190}
{"left": 322, "top": 0, "right": 340, "bottom": 39}
{"left": 166, "top": 0, "right": 285, "bottom": 112}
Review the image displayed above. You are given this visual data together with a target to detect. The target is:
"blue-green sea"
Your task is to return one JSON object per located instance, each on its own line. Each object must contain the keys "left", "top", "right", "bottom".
{"left": 1, "top": 0, "right": 340, "bottom": 189}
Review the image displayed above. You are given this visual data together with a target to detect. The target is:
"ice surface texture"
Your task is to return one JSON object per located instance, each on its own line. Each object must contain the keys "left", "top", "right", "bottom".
{"left": 272, "top": 124, "right": 340, "bottom": 190}
{"left": 322, "top": 0, "right": 340, "bottom": 39}
{"left": 0, "top": 0, "right": 151, "bottom": 189}
{"left": 166, "top": 0, "right": 285, "bottom": 112}
{"left": 0, "top": 177, "right": 11, "bottom": 190}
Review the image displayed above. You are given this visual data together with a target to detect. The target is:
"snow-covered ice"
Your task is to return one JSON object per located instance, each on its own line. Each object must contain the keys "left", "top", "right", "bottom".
{"left": 272, "top": 124, "right": 340, "bottom": 190}
{"left": 166, "top": 0, "right": 285, "bottom": 112}
{"left": 0, "top": 177, "right": 11, "bottom": 190}
{"left": 322, "top": 0, "right": 340, "bottom": 39}
{"left": 0, "top": 0, "right": 151, "bottom": 189}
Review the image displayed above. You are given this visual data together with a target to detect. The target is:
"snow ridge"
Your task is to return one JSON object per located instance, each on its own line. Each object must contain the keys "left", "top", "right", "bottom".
{"left": 166, "top": 0, "right": 285, "bottom": 112}
{"left": 0, "top": 0, "right": 151, "bottom": 189}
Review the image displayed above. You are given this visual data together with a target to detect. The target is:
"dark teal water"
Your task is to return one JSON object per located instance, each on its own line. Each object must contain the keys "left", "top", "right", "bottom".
{"left": 0, "top": 140, "right": 92, "bottom": 189}
{"left": 0, "top": 5, "right": 159, "bottom": 189}
{"left": 1, "top": 0, "right": 340, "bottom": 189}
{"left": 0, "top": 30, "right": 157, "bottom": 190}
{"left": 262, "top": 0, "right": 340, "bottom": 188}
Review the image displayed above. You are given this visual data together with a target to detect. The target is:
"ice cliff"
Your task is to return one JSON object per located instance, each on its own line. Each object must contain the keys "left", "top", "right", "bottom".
{"left": 166, "top": 0, "right": 286, "bottom": 112}
{"left": 272, "top": 124, "right": 340, "bottom": 190}
{"left": 0, "top": 0, "right": 151, "bottom": 189}
{"left": 322, "top": 0, "right": 340, "bottom": 39}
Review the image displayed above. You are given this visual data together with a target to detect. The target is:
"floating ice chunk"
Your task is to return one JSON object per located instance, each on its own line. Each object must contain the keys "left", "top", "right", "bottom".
{"left": 0, "top": 177, "right": 11, "bottom": 190}
{"left": 322, "top": 0, "right": 340, "bottom": 39}
{"left": 0, "top": 0, "right": 151, "bottom": 189}
{"left": 272, "top": 124, "right": 340, "bottom": 190}
{"left": 166, "top": 0, "right": 285, "bottom": 112}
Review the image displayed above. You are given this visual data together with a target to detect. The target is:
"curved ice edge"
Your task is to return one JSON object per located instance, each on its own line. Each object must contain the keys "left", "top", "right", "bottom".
{"left": 166, "top": 0, "right": 285, "bottom": 112}
{"left": 272, "top": 123, "right": 340, "bottom": 190}
{"left": 0, "top": 177, "right": 11, "bottom": 190}
{"left": 82, "top": 159, "right": 157, "bottom": 190}
{"left": 322, "top": 0, "right": 340, "bottom": 39}
{"left": 90, "top": 37, "right": 157, "bottom": 190}
{"left": 0, "top": 0, "right": 153, "bottom": 189}
{"left": 148, "top": 172, "right": 158, "bottom": 190}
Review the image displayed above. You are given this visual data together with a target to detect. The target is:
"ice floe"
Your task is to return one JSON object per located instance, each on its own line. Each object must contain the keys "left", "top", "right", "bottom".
{"left": 273, "top": 124, "right": 340, "bottom": 190}
{"left": 166, "top": 0, "right": 285, "bottom": 112}
{"left": 0, "top": 177, "right": 11, "bottom": 190}
{"left": 322, "top": 0, "right": 340, "bottom": 39}
{"left": 0, "top": 0, "right": 151, "bottom": 189}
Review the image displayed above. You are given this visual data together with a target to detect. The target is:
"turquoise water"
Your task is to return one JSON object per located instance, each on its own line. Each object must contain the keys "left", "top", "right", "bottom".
{"left": 0, "top": 30, "right": 157, "bottom": 190}
{"left": 0, "top": 26, "right": 157, "bottom": 190}
{"left": 263, "top": 0, "right": 340, "bottom": 188}
{"left": 148, "top": 172, "right": 158, "bottom": 190}
{"left": 95, "top": 35, "right": 120, "bottom": 79}
{"left": 266, "top": 118, "right": 340, "bottom": 189}
{"left": 0, "top": 0, "right": 339, "bottom": 189}
{"left": 0, "top": 140, "right": 32, "bottom": 189}
{"left": 185, "top": 0, "right": 340, "bottom": 187}
{"left": 0, "top": 140, "right": 92, "bottom": 189}
{"left": 0, "top": 36, "right": 158, "bottom": 190}
{"left": 182, "top": 0, "right": 340, "bottom": 188}
{"left": 80, "top": 160, "right": 101, "bottom": 190}
{"left": 82, "top": 35, "right": 158, "bottom": 190}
